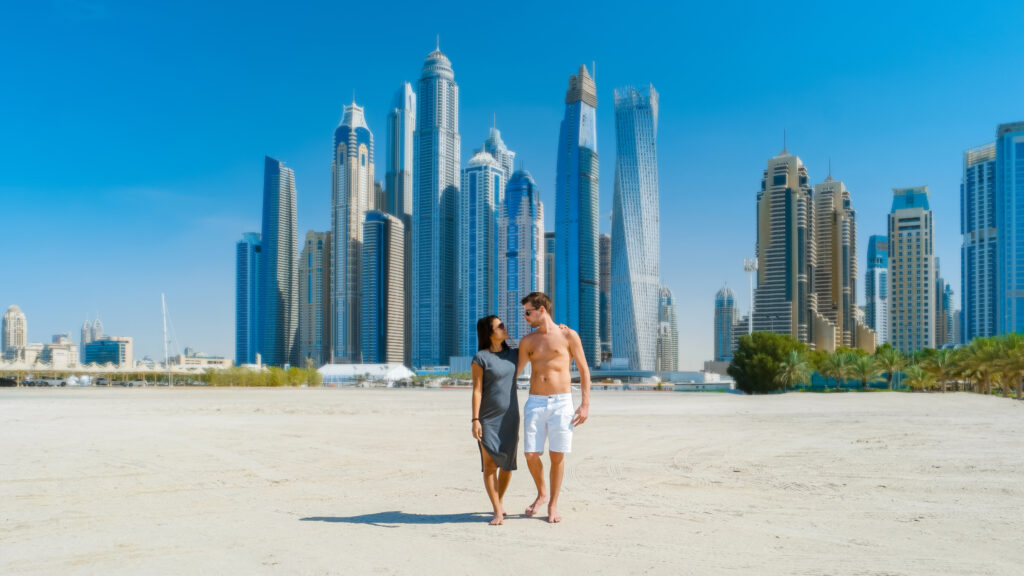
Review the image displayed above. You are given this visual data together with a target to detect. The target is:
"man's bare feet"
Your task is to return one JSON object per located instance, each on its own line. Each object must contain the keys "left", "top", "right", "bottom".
{"left": 525, "top": 494, "right": 548, "bottom": 517}
{"left": 547, "top": 504, "right": 562, "bottom": 523}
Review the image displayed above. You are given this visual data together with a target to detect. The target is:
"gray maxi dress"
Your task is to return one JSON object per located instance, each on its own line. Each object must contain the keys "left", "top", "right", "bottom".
{"left": 472, "top": 347, "right": 520, "bottom": 471}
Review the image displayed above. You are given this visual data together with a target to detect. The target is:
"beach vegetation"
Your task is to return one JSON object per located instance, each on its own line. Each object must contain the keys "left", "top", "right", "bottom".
{"left": 728, "top": 332, "right": 807, "bottom": 394}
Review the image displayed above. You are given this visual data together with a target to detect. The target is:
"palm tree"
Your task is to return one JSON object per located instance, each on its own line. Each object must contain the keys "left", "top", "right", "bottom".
{"left": 818, "top": 353, "right": 843, "bottom": 391}
{"left": 776, "top": 350, "right": 813, "bottom": 391}
{"left": 959, "top": 337, "right": 999, "bottom": 395}
{"left": 1000, "top": 335, "right": 1024, "bottom": 400}
{"left": 921, "top": 348, "right": 954, "bottom": 393}
{"left": 875, "top": 346, "right": 906, "bottom": 391}
{"left": 903, "top": 365, "right": 936, "bottom": 392}
{"left": 848, "top": 355, "right": 885, "bottom": 390}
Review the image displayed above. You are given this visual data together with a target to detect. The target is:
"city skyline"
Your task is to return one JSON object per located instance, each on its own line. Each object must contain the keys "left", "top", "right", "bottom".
{"left": 4, "top": 2, "right": 1023, "bottom": 368}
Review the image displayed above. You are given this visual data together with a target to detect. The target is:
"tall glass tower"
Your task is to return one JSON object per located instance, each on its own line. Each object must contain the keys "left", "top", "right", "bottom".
{"left": 657, "top": 286, "right": 679, "bottom": 371}
{"left": 412, "top": 46, "right": 460, "bottom": 367}
{"left": 499, "top": 169, "right": 545, "bottom": 343}
{"left": 555, "top": 65, "right": 599, "bottom": 367}
{"left": 361, "top": 211, "right": 406, "bottom": 364}
{"left": 714, "top": 285, "right": 738, "bottom": 362}
{"left": 299, "top": 231, "right": 331, "bottom": 367}
{"left": 236, "top": 232, "right": 261, "bottom": 365}
{"left": 996, "top": 122, "right": 1024, "bottom": 334}
{"left": 865, "top": 235, "right": 888, "bottom": 344}
{"left": 814, "top": 175, "right": 858, "bottom": 347}
{"left": 599, "top": 233, "right": 611, "bottom": 362}
{"left": 458, "top": 151, "right": 503, "bottom": 356}
{"left": 544, "top": 232, "right": 556, "bottom": 301}
{"left": 484, "top": 125, "right": 515, "bottom": 190}
{"left": 961, "top": 142, "right": 996, "bottom": 342}
{"left": 611, "top": 84, "right": 660, "bottom": 371}
{"left": 887, "top": 186, "right": 935, "bottom": 353}
{"left": 259, "top": 157, "right": 298, "bottom": 367}
{"left": 332, "top": 102, "right": 375, "bottom": 363}
{"left": 386, "top": 83, "right": 415, "bottom": 364}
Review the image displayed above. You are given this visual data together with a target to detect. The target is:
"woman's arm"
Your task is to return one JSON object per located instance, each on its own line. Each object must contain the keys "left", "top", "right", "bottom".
{"left": 471, "top": 361, "right": 484, "bottom": 441}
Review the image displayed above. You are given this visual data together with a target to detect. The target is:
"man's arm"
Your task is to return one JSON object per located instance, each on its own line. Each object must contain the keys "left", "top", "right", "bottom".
{"left": 567, "top": 330, "right": 590, "bottom": 426}
{"left": 514, "top": 335, "right": 531, "bottom": 384}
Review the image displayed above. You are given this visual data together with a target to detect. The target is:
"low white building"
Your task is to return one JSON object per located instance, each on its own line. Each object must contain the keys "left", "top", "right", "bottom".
{"left": 318, "top": 363, "right": 415, "bottom": 386}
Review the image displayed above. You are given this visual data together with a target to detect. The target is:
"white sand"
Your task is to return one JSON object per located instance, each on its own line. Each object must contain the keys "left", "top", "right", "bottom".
{"left": 1, "top": 388, "right": 1022, "bottom": 575}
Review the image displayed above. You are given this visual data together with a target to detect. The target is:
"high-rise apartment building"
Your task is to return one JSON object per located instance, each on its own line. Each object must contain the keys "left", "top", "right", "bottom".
{"left": 714, "top": 285, "right": 738, "bottom": 362}
{"left": 386, "top": 83, "right": 416, "bottom": 364}
{"left": 555, "top": 65, "right": 600, "bottom": 367}
{"left": 753, "top": 150, "right": 818, "bottom": 346}
{"left": 332, "top": 102, "right": 375, "bottom": 363}
{"left": 961, "top": 142, "right": 997, "bottom": 343}
{"left": 259, "top": 157, "right": 298, "bottom": 367}
{"left": 657, "top": 286, "right": 679, "bottom": 372}
{"left": 544, "top": 232, "right": 556, "bottom": 302}
{"left": 458, "top": 151, "right": 503, "bottom": 355}
{"left": 599, "top": 233, "right": 611, "bottom": 361}
{"left": 299, "top": 231, "right": 331, "bottom": 366}
{"left": 483, "top": 125, "right": 515, "bottom": 191}
{"left": 865, "top": 235, "right": 888, "bottom": 344}
{"left": 235, "top": 232, "right": 261, "bottom": 365}
{"left": 611, "top": 84, "right": 660, "bottom": 371}
{"left": 887, "top": 186, "right": 935, "bottom": 353}
{"left": 412, "top": 46, "right": 460, "bottom": 368}
{"left": 996, "top": 122, "right": 1024, "bottom": 334}
{"left": 361, "top": 211, "right": 406, "bottom": 364}
{"left": 499, "top": 170, "right": 545, "bottom": 343}
{"left": 91, "top": 317, "right": 103, "bottom": 342}
{"left": 2, "top": 305, "right": 26, "bottom": 353}
{"left": 814, "top": 176, "right": 859, "bottom": 348}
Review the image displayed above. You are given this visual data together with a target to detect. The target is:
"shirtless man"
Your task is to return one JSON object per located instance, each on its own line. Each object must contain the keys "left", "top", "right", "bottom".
{"left": 516, "top": 291, "right": 591, "bottom": 523}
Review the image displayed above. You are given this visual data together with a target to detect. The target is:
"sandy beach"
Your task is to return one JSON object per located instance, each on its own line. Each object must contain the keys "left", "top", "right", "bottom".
{"left": 1, "top": 388, "right": 1022, "bottom": 575}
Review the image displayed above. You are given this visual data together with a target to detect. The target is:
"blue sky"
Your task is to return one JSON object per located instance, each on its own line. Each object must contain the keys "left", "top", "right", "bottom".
{"left": 2, "top": 1, "right": 1023, "bottom": 368}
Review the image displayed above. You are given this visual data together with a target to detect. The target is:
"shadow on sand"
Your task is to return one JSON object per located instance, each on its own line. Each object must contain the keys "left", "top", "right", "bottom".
{"left": 301, "top": 511, "right": 515, "bottom": 527}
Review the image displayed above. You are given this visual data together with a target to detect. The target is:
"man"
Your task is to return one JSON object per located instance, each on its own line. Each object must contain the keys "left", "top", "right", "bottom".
{"left": 516, "top": 291, "right": 591, "bottom": 523}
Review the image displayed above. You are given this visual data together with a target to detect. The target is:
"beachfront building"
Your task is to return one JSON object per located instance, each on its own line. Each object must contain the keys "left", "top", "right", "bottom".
{"left": 483, "top": 125, "right": 515, "bottom": 190}
{"left": 887, "top": 186, "right": 936, "bottom": 353}
{"left": 865, "top": 235, "right": 889, "bottom": 344}
{"left": 961, "top": 142, "right": 997, "bottom": 342}
{"left": 299, "top": 231, "right": 331, "bottom": 367}
{"left": 2, "top": 305, "right": 26, "bottom": 356}
{"left": 458, "top": 151, "right": 503, "bottom": 356}
{"left": 555, "top": 65, "right": 600, "bottom": 367}
{"left": 235, "top": 232, "right": 261, "bottom": 365}
{"left": 753, "top": 149, "right": 818, "bottom": 346}
{"left": 361, "top": 211, "right": 406, "bottom": 364}
{"left": 814, "top": 175, "right": 859, "bottom": 349}
{"left": 412, "top": 45, "right": 460, "bottom": 368}
{"left": 657, "top": 286, "right": 679, "bottom": 372}
{"left": 499, "top": 170, "right": 545, "bottom": 343}
{"left": 83, "top": 336, "right": 133, "bottom": 367}
{"left": 544, "top": 232, "right": 556, "bottom": 302}
{"left": 385, "top": 83, "right": 416, "bottom": 364}
{"left": 259, "top": 156, "right": 298, "bottom": 367}
{"left": 599, "top": 233, "right": 611, "bottom": 362}
{"left": 996, "top": 122, "right": 1024, "bottom": 335}
{"left": 332, "top": 102, "right": 375, "bottom": 364}
{"left": 714, "top": 285, "right": 739, "bottom": 362}
{"left": 611, "top": 84, "right": 661, "bottom": 371}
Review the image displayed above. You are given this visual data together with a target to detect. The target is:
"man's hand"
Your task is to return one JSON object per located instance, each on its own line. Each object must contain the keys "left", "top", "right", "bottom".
{"left": 472, "top": 420, "right": 482, "bottom": 440}
{"left": 571, "top": 403, "right": 589, "bottom": 427}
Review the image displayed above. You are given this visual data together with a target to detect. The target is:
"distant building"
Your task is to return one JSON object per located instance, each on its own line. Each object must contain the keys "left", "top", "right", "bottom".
{"left": 714, "top": 285, "right": 738, "bottom": 362}
{"left": 40, "top": 333, "right": 78, "bottom": 368}
{"left": 2, "top": 305, "right": 27, "bottom": 354}
{"left": 961, "top": 143, "right": 997, "bottom": 342}
{"left": 170, "top": 349, "right": 231, "bottom": 369}
{"left": 458, "top": 151, "right": 503, "bottom": 355}
{"left": 299, "top": 231, "right": 331, "bottom": 366}
{"left": 865, "top": 235, "right": 889, "bottom": 344}
{"left": 599, "top": 233, "right": 611, "bottom": 361}
{"left": 499, "top": 170, "right": 545, "bottom": 343}
{"left": 996, "top": 122, "right": 1024, "bottom": 334}
{"left": 83, "top": 337, "right": 133, "bottom": 367}
{"left": 657, "top": 286, "right": 679, "bottom": 372}
{"left": 814, "top": 175, "right": 860, "bottom": 348}
{"left": 235, "top": 232, "right": 261, "bottom": 365}
{"left": 385, "top": 82, "right": 415, "bottom": 365}
{"left": 483, "top": 125, "right": 516, "bottom": 190}
{"left": 361, "top": 211, "right": 406, "bottom": 364}
{"left": 888, "top": 186, "right": 935, "bottom": 353}
{"left": 259, "top": 156, "right": 298, "bottom": 367}
{"left": 544, "top": 232, "right": 556, "bottom": 304}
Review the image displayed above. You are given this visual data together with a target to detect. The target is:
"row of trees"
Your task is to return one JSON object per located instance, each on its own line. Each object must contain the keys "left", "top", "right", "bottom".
{"left": 728, "top": 332, "right": 1024, "bottom": 398}
{"left": 204, "top": 366, "right": 322, "bottom": 387}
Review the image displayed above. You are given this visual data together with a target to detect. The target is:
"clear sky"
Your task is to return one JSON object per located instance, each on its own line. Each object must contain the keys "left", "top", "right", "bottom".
{"left": 3, "top": 1, "right": 1023, "bottom": 368}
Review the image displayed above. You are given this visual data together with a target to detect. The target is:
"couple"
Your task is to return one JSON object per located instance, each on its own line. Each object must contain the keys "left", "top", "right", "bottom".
{"left": 470, "top": 292, "right": 592, "bottom": 525}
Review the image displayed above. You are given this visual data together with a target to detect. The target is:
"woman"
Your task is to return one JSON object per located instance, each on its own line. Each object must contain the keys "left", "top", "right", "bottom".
{"left": 471, "top": 315, "right": 519, "bottom": 525}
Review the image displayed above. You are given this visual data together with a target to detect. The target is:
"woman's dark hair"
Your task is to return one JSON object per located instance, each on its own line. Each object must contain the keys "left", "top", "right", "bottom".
{"left": 477, "top": 315, "right": 509, "bottom": 352}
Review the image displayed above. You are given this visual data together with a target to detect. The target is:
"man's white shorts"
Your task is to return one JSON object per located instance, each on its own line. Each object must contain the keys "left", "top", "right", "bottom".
{"left": 523, "top": 393, "right": 574, "bottom": 454}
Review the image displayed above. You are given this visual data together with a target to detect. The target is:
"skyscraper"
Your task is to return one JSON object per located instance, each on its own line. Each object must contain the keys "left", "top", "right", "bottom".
{"left": 611, "top": 84, "right": 660, "bottom": 371}
{"left": 887, "top": 186, "right": 935, "bottom": 353}
{"left": 91, "top": 317, "right": 103, "bottom": 342}
{"left": 996, "top": 122, "right": 1024, "bottom": 334}
{"left": 259, "top": 156, "right": 298, "bottom": 367}
{"left": 714, "top": 285, "right": 738, "bottom": 362}
{"left": 555, "top": 65, "right": 600, "bottom": 367}
{"left": 459, "top": 151, "right": 503, "bottom": 355}
{"left": 235, "top": 232, "right": 261, "bottom": 365}
{"left": 483, "top": 125, "right": 515, "bottom": 190}
{"left": 80, "top": 319, "right": 93, "bottom": 363}
{"left": 599, "top": 233, "right": 611, "bottom": 361}
{"left": 2, "top": 305, "right": 26, "bottom": 353}
{"left": 332, "top": 102, "right": 375, "bottom": 363}
{"left": 544, "top": 232, "right": 556, "bottom": 302}
{"left": 961, "top": 142, "right": 997, "bottom": 342}
{"left": 865, "top": 235, "right": 889, "bottom": 344}
{"left": 499, "top": 169, "right": 545, "bottom": 343}
{"left": 299, "top": 231, "right": 331, "bottom": 367}
{"left": 657, "top": 286, "right": 679, "bottom": 372}
{"left": 934, "top": 258, "right": 954, "bottom": 348}
{"left": 753, "top": 150, "right": 818, "bottom": 346}
{"left": 412, "top": 45, "right": 460, "bottom": 368}
{"left": 361, "top": 211, "right": 406, "bottom": 364}
{"left": 814, "top": 175, "right": 859, "bottom": 347}
{"left": 386, "top": 83, "right": 415, "bottom": 364}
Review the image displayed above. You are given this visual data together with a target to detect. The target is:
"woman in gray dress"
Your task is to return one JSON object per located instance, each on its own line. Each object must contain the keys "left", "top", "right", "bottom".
{"left": 471, "top": 315, "right": 519, "bottom": 525}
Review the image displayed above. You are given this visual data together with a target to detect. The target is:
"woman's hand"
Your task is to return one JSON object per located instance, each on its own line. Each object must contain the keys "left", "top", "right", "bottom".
{"left": 472, "top": 420, "right": 482, "bottom": 441}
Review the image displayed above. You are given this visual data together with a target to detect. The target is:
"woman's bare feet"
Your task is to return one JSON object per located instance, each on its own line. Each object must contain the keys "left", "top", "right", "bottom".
{"left": 525, "top": 494, "right": 548, "bottom": 517}
{"left": 547, "top": 504, "right": 562, "bottom": 523}
{"left": 489, "top": 510, "right": 504, "bottom": 526}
